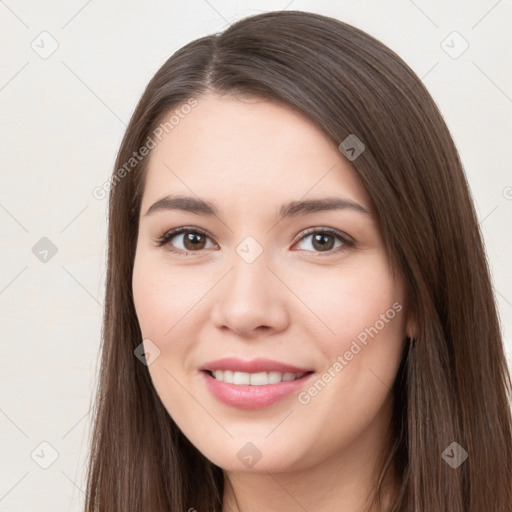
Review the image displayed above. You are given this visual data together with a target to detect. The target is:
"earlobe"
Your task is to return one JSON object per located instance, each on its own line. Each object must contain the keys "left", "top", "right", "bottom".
{"left": 405, "top": 313, "right": 417, "bottom": 340}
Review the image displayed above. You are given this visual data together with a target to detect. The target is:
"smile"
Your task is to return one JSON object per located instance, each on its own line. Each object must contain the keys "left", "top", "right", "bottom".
{"left": 202, "top": 371, "right": 314, "bottom": 409}
{"left": 209, "top": 370, "right": 306, "bottom": 385}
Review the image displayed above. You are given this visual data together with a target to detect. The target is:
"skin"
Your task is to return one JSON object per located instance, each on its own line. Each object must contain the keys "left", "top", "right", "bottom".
{"left": 132, "top": 92, "right": 413, "bottom": 511}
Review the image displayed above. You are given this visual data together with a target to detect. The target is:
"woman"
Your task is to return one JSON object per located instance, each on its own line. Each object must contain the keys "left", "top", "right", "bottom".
{"left": 84, "top": 10, "right": 512, "bottom": 512}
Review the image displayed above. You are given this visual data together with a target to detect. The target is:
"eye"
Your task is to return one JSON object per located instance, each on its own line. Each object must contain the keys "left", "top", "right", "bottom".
{"left": 155, "top": 227, "right": 216, "bottom": 256}
{"left": 155, "top": 226, "right": 354, "bottom": 256}
{"left": 292, "top": 227, "right": 353, "bottom": 255}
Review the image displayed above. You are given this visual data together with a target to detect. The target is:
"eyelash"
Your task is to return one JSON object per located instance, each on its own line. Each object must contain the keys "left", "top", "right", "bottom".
{"left": 154, "top": 226, "right": 354, "bottom": 257}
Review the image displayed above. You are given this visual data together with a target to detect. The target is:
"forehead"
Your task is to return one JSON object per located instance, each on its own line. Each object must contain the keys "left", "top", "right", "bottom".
{"left": 140, "top": 93, "right": 371, "bottom": 214}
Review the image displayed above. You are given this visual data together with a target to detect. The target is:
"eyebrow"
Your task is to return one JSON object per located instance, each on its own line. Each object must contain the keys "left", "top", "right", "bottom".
{"left": 144, "top": 194, "right": 372, "bottom": 220}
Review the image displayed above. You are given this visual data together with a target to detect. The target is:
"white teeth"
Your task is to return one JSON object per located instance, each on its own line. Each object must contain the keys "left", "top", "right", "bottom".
{"left": 250, "top": 372, "right": 268, "bottom": 385}
{"left": 268, "top": 371, "right": 282, "bottom": 384}
{"left": 233, "top": 371, "right": 250, "bottom": 385}
{"left": 210, "top": 370, "right": 306, "bottom": 385}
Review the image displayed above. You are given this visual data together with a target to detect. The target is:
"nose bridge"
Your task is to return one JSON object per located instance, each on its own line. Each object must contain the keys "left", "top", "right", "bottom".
{"left": 211, "top": 237, "right": 289, "bottom": 335}
{"left": 230, "top": 243, "right": 273, "bottom": 296}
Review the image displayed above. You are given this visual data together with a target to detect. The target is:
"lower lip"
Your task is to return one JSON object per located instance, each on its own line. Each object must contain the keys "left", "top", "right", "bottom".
{"left": 201, "top": 371, "right": 314, "bottom": 409}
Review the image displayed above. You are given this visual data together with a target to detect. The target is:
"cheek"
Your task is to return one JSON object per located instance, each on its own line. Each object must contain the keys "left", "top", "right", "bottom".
{"left": 291, "top": 255, "right": 404, "bottom": 347}
{"left": 295, "top": 256, "right": 406, "bottom": 418}
{"left": 132, "top": 262, "right": 166, "bottom": 339}
{"left": 132, "top": 255, "right": 203, "bottom": 420}
{"left": 291, "top": 254, "right": 407, "bottom": 419}
{"left": 132, "top": 254, "right": 203, "bottom": 341}
{"left": 288, "top": 259, "right": 405, "bottom": 455}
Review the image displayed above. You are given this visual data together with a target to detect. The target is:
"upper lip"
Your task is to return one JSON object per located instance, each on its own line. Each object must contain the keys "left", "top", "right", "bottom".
{"left": 200, "top": 357, "right": 313, "bottom": 374}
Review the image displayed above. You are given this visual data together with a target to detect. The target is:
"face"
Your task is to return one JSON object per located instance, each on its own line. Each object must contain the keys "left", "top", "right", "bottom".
{"left": 132, "top": 92, "right": 409, "bottom": 475}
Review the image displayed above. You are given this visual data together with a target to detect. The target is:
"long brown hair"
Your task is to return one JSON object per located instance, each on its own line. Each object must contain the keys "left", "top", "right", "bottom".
{"left": 84, "top": 10, "right": 512, "bottom": 511}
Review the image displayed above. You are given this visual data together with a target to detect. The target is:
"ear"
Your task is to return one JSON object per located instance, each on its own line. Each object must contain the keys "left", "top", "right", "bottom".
{"left": 399, "top": 295, "right": 417, "bottom": 340}
{"left": 405, "top": 311, "right": 417, "bottom": 340}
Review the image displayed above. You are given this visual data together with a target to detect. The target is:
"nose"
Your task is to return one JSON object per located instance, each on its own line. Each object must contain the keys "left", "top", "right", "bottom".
{"left": 210, "top": 251, "right": 290, "bottom": 338}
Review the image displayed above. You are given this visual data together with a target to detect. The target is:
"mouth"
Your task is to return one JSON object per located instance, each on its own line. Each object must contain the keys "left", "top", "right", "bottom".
{"left": 203, "top": 369, "right": 313, "bottom": 385}
{"left": 200, "top": 369, "right": 315, "bottom": 410}
{"left": 199, "top": 358, "right": 315, "bottom": 409}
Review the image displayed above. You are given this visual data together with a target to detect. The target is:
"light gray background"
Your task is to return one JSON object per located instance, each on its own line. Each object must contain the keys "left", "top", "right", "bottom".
{"left": 0, "top": 1, "right": 511, "bottom": 510}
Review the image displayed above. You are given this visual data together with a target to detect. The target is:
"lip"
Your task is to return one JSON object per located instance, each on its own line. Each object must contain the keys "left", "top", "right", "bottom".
{"left": 200, "top": 357, "right": 313, "bottom": 374}
{"left": 200, "top": 358, "right": 315, "bottom": 410}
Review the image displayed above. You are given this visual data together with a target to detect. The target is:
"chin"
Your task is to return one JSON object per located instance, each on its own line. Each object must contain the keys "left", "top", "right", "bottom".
{"left": 190, "top": 435, "right": 311, "bottom": 474}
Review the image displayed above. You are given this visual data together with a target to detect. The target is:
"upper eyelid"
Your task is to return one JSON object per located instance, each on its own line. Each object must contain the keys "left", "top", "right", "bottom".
{"left": 157, "top": 226, "right": 215, "bottom": 244}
